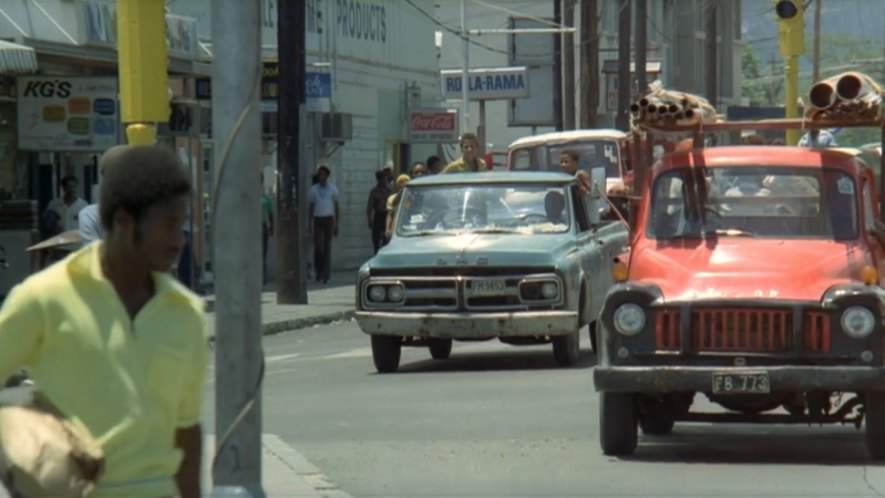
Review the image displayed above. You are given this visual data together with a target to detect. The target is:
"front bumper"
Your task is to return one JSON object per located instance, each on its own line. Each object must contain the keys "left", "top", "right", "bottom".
{"left": 594, "top": 365, "right": 885, "bottom": 393}
{"left": 356, "top": 310, "right": 578, "bottom": 339}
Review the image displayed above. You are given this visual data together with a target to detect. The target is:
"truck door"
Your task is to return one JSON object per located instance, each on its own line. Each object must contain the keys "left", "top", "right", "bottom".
{"left": 861, "top": 172, "right": 885, "bottom": 283}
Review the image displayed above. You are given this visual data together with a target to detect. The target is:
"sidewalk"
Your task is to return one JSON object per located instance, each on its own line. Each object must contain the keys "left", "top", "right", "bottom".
{"left": 203, "top": 434, "right": 353, "bottom": 498}
{"left": 204, "top": 270, "right": 357, "bottom": 337}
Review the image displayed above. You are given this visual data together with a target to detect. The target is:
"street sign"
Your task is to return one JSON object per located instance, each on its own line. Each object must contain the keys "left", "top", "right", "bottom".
{"left": 409, "top": 108, "right": 459, "bottom": 143}
{"left": 305, "top": 72, "right": 332, "bottom": 112}
{"left": 440, "top": 67, "right": 529, "bottom": 101}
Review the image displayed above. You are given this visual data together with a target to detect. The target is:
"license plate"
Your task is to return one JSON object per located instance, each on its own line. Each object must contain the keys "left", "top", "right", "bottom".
{"left": 712, "top": 372, "right": 770, "bottom": 394}
{"left": 469, "top": 279, "right": 506, "bottom": 296}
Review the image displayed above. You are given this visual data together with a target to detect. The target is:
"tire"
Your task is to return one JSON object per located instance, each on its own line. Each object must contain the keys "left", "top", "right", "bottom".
{"left": 371, "top": 335, "right": 402, "bottom": 373}
{"left": 866, "top": 392, "right": 885, "bottom": 460}
{"left": 552, "top": 330, "right": 580, "bottom": 366}
{"left": 428, "top": 339, "right": 453, "bottom": 360}
{"left": 600, "top": 392, "right": 638, "bottom": 456}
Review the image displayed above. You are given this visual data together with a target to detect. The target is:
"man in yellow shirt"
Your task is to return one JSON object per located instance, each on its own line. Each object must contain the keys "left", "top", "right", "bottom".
{"left": 441, "top": 133, "right": 488, "bottom": 174}
{"left": 0, "top": 145, "right": 208, "bottom": 498}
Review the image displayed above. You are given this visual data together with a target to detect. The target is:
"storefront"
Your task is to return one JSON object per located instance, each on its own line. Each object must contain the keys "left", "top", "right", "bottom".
{"left": 0, "top": 0, "right": 207, "bottom": 294}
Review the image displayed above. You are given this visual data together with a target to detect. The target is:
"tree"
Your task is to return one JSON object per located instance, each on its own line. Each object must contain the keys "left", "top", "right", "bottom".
{"left": 741, "top": 45, "right": 783, "bottom": 106}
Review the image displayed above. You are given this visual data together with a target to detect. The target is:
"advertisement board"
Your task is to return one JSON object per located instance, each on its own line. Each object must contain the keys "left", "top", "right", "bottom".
{"left": 17, "top": 76, "right": 120, "bottom": 152}
{"left": 409, "top": 108, "right": 458, "bottom": 143}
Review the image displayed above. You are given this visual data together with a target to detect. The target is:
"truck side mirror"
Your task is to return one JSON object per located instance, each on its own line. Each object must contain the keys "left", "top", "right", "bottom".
{"left": 588, "top": 166, "right": 610, "bottom": 224}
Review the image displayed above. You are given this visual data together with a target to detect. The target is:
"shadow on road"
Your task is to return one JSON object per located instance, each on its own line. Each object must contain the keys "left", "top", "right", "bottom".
{"left": 622, "top": 424, "right": 881, "bottom": 466}
{"left": 395, "top": 347, "right": 599, "bottom": 374}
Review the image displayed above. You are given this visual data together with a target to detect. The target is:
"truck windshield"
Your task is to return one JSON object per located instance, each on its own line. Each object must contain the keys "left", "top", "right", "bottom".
{"left": 396, "top": 184, "right": 572, "bottom": 236}
{"left": 648, "top": 166, "right": 859, "bottom": 240}
{"left": 547, "top": 140, "right": 620, "bottom": 178}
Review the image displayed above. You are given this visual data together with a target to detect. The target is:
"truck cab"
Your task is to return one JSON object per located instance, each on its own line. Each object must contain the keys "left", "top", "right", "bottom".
{"left": 594, "top": 142, "right": 885, "bottom": 459}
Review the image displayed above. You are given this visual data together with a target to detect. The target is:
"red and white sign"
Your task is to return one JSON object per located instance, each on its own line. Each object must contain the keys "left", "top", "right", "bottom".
{"left": 409, "top": 108, "right": 459, "bottom": 143}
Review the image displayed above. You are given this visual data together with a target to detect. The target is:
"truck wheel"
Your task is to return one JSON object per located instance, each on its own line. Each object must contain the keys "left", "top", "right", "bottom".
{"left": 371, "top": 335, "right": 402, "bottom": 373}
{"left": 428, "top": 339, "right": 453, "bottom": 359}
{"left": 553, "top": 330, "right": 580, "bottom": 366}
{"left": 866, "top": 392, "right": 885, "bottom": 460}
{"left": 600, "top": 392, "right": 638, "bottom": 456}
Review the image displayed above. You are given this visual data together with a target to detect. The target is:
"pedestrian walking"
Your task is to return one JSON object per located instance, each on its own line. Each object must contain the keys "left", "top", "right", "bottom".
{"left": 386, "top": 174, "right": 411, "bottom": 240}
{"left": 308, "top": 164, "right": 339, "bottom": 284}
{"left": 0, "top": 144, "right": 208, "bottom": 498}
{"left": 426, "top": 155, "right": 443, "bottom": 174}
{"left": 261, "top": 174, "right": 275, "bottom": 283}
{"left": 43, "top": 176, "right": 89, "bottom": 236}
{"left": 367, "top": 169, "right": 392, "bottom": 254}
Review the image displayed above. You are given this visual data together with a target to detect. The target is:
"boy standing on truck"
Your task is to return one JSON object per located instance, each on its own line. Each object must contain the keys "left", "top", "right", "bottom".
{"left": 442, "top": 133, "right": 487, "bottom": 174}
{"left": 559, "top": 149, "right": 592, "bottom": 194}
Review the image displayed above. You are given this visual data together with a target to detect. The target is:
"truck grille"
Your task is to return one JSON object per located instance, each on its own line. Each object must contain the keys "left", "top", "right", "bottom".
{"left": 362, "top": 272, "right": 560, "bottom": 312}
{"left": 654, "top": 308, "right": 831, "bottom": 353}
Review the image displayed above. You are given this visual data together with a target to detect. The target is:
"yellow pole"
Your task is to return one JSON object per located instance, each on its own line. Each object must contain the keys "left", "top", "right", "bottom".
{"left": 116, "top": 0, "right": 169, "bottom": 145}
{"left": 774, "top": 0, "right": 804, "bottom": 145}
{"left": 785, "top": 55, "right": 800, "bottom": 145}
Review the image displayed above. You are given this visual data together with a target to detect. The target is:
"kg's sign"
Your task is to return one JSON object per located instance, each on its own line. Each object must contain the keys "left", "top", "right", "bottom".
{"left": 441, "top": 67, "right": 529, "bottom": 101}
{"left": 409, "top": 109, "right": 458, "bottom": 143}
{"left": 17, "top": 77, "right": 119, "bottom": 152}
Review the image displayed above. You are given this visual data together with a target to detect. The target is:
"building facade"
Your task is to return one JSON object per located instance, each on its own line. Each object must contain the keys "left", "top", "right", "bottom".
{"left": 167, "top": 0, "right": 442, "bottom": 275}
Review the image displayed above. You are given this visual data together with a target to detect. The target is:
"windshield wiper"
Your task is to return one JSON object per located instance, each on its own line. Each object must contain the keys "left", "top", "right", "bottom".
{"left": 470, "top": 228, "right": 523, "bottom": 234}
{"left": 402, "top": 230, "right": 455, "bottom": 237}
{"left": 705, "top": 228, "right": 756, "bottom": 237}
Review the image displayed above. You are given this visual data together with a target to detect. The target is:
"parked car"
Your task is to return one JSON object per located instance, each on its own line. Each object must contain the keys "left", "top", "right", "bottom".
{"left": 355, "top": 171, "right": 628, "bottom": 373}
{"left": 594, "top": 142, "right": 885, "bottom": 459}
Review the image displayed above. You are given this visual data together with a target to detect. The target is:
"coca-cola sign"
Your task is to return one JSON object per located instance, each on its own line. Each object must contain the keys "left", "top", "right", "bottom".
{"left": 409, "top": 108, "right": 459, "bottom": 143}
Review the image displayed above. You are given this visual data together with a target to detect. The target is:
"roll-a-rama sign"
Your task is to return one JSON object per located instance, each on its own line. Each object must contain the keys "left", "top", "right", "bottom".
{"left": 17, "top": 76, "right": 119, "bottom": 152}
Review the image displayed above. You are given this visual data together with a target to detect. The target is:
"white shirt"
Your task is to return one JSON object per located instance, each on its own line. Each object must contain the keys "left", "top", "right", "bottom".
{"left": 309, "top": 182, "right": 339, "bottom": 218}
{"left": 78, "top": 203, "right": 104, "bottom": 243}
{"left": 45, "top": 197, "right": 89, "bottom": 232}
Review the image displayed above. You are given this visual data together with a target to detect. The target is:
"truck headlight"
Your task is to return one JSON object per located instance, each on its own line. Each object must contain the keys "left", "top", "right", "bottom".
{"left": 613, "top": 303, "right": 646, "bottom": 336}
{"left": 368, "top": 285, "right": 387, "bottom": 303}
{"left": 386, "top": 284, "right": 405, "bottom": 302}
{"left": 541, "top": 281, "right": 559, "bottom": 299}
{"left": 841, "top": 306, "right": 875, "bottom": 338}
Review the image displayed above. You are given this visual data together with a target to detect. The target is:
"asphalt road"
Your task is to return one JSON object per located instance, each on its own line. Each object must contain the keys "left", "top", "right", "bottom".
{"left": 204, "top": 320, "right": 885, "bottom": 498}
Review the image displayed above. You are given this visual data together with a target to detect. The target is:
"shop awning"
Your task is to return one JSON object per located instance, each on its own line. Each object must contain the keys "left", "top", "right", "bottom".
{"left": 0, "top": 40, "right": 38, "bottom": 74}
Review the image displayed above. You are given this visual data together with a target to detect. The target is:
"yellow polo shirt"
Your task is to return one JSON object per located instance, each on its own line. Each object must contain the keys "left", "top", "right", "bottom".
{"left": 0, "top": 242, "right": 209, "bottom": 498}
{"left": 441, "top": 157, "right": 487, "bottom": 174}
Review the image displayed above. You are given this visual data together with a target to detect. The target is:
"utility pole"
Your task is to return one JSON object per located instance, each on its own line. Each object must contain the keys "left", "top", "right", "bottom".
{"left": 812, "top": 0, "right": 821, "bottom": 82}
{"left": 615, "top": 0, "right": 631, "bottom": 131}
{"left": 460, "top": 0, "right": 470, "bottom": 136}
{"left": 580, "top": 0, "right": 599, "bottom": 128}
{"left": 705, "top": 0, "right": 718, "bottom": 106}
{"left": 563, "top": 0, "right": 576, "bottom": 130}
{"left": 277, "top": 0, "right": 307, "bottom": 304}
{"left": 635, "top": 0, "right": 648, "bottom": 97}
{"left": 211, "top": 0, "right": 264, "bottom": 495}
{"left": 553, "top": 0, "right": 564, "bottom": 131}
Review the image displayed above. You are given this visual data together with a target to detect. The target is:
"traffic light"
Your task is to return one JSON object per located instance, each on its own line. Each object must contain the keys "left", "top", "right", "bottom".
{"left": 774, "top": 0, "right": 805, "bottom": 57}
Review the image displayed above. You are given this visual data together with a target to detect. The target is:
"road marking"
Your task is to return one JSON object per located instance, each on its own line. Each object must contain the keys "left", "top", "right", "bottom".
{"left": 267, "top": 353, "right": 302, "bottom": 363}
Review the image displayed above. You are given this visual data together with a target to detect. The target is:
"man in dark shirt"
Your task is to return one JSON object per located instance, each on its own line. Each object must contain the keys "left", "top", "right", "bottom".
{"left": 367, "top": 169, "right": 392, "bottom": 254}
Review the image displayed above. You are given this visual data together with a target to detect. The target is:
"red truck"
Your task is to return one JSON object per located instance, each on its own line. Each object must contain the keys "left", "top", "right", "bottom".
{"left": 594, "top": 117, "right": 885, "bottom": 460}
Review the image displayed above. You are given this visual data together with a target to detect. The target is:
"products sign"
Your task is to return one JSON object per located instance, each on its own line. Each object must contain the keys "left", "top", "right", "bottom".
{"left": 409, "top": 108, "right": 458, "bottom": 143}
{"left": 17, "top": 77, "right": 119, "bottom": 152}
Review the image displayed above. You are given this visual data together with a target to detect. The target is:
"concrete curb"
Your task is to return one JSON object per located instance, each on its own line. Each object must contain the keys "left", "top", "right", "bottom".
{"left": 261, "top": 310, "right": 356, "bottom": 336}
{"left": 262, "top": 434, "right": 354, "bottom": 498}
